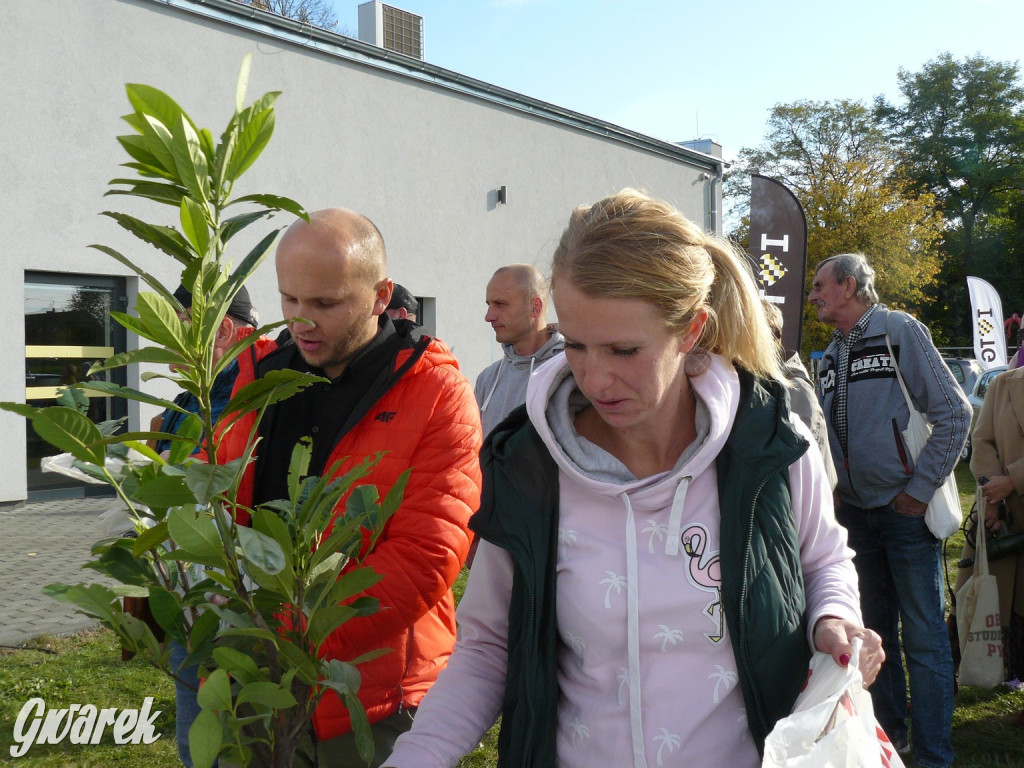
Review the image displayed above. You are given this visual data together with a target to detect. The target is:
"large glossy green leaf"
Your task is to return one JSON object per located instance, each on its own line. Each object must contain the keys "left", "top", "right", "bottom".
{"left": 31, "top": 406, "right": 105, "bottom": 464}
{"left": 307, "top": 604, "right": 357, "bottom": 647}
{"left": 87, "top": 244, "right": 178, "bottom": 302}
{"left": 213, "top": 646, "right": 261, "bottom": 684}
{"left": 225, "top": 108, "right": 275, "bottom": 181}
{"left": 229, "top": 193, "right": 307, "bottom": 219}
{"left": 78, "top": 381, "right": 183, "bottom": 413}
{"left": 43, "top": 583, "right": 121, "bottom": 623}
{"left": 140, "top": 114, "right": 180, "bottom": 179}
{"left": 221, "top": 369, "right": 325, "bottom": 423}
{"left": 109, "top": 309, "right": 155, "bottom": 341}
{"left": 132, "top": 521, "right": 170, "bottom": 558}
{"left": 324, "top": 568, "right": 383, "bottom": 609}
{"left": 275, "top": 641, "right": 320, "bottom": 685}
{"left": 345, "top": 484, "right": 380, "bottom": 523}
{"left": 320, "top": 657, "right": 372, "bottom": 762}
{"left": 0, "top": 402, "right": 39, "bottom": 419}
{"left": 185, "top": 461, "right": 238, "bottom": 506}
{"left": 85, "top": 540, "right": 154, "bottom": 586}
{"left": 308, "top": 552, "right": 346, "bottom": 586}
{"left": 119, "top": 115, "right": 176, "bottom": 178}
{"left": 168, "top": 415, "right": 203, "bottom": 465}
{"left": 311, "top": 519, "right": 367, "bottom": 568}
{"left": 197, "top": 668, "right": 233, "bottom": 713}
{"left": 120, "top": 613, "right": 164, "bottom": 659}
{"left": 168, "top": 506, "right": 223, "bottom": 561}
{"left": 220, "top": 210, "right": 269, "bottom": 245}
{"left": 212, "top": 318, "right": 288, "bottom": 381}
{"left": 133, "top": 474, "right": 196, "bottom": 510}
{"left": 171, "top": 115, "right": 210, "bottom": 203}
{"left": 286, "top": 438, "right": 312, "bottom": 509}
{"left": 120, "top": 160, "right": 176, "bottom": 181}
{"left": 101, "top": 211, "right": 195, "bottom": 264}
{"left": 235, "top": 53, "right": 253, "bottom": 113}
{"left": 105, "top": 178, "right": 187, "bottom": 207}
{"left": 230, "top": 91, "right": 281, "bottom": 138}
{"left": 208, "top": 605, "right": 252, "bottom": 629}
{"left": 115, "top": 134, "right": 174, "bottom": 179}
{"left": 188, "top": 708, "right": 223, "bottom": 768}
{"left": 179, "top": 196, "right": 211, "bottom": 255}
{"left": 182, "top": 608, "right": 221, "bottom": 670}
{"left": 137, "top": 291, "right": 189, "bottom": 354}
{"left": 197, "top": 128, "right": 216, "bottom": 169}
{"left": 237, "top": 526, "right": 285, "bottom": 574}
{"left": 212, "top": 127, "right": 235, "bottom": 199}
{"left": 235, "top": 681, "right": 297, "bottom": 709}
{"left": 148, "top": 585, "right": 187, "bottom": 644}
{"left": 125, "top": 83, "right": 199, "bottom": 146}
{"left": 252, "top": 507, "right": 294, "bottom": 565}
{"left": 320, "top": 658, "right": 361, "bottom": 697}
{"left": 87, "top": 346, "right": 187, "bottom": 376}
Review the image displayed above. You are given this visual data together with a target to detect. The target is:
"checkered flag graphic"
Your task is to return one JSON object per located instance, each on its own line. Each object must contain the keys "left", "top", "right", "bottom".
{"left": 758, "top": 253, "right": 787, "bottom": 288}
{"left": 978, "top": 317, "right": 994, "bottom": 336}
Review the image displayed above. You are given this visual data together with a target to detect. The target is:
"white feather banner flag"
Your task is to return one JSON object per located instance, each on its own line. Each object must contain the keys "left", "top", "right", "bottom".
{"left": 967, "top": 276, "right": 1007, "bottom": 370}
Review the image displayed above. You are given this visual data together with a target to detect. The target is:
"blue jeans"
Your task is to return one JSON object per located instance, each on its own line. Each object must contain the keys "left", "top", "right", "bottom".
{"left": 837, "top": 502, "right": 954, "bottom": 768}
{"left": 169, "top": 639, "right": 211, "bottom": 767}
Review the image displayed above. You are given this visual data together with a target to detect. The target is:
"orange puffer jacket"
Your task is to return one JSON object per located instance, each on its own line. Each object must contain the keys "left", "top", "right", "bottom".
{"left": 216, "top": 328, "right": 482, "bottom": 739}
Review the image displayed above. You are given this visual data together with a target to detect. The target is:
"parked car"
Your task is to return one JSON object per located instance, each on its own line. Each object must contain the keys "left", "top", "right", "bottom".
{"left": 961, "top": 364, "right": 1008, "bottom": 462}
{"left": 942, "top": 356, "right": 984, "bottom": 398}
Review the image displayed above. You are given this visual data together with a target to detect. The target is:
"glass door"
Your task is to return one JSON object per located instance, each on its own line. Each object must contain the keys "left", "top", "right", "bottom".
{"left": 24, "top": 273, "right": 128, "bottom": 497}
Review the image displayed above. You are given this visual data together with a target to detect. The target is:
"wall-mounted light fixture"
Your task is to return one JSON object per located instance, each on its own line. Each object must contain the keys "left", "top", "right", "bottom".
{"left": 497, "top": 185, "right": 507, "bottom": 205}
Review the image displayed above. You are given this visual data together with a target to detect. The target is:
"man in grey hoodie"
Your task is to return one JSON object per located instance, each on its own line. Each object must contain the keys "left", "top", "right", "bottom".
{"left": 474, "top": 264, "right": 564, "bottom": 436}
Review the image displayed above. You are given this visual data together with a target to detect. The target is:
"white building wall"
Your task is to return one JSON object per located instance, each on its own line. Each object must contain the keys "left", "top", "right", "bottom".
{"left": 0, "top": 0, "right": 723, "bottom": 502}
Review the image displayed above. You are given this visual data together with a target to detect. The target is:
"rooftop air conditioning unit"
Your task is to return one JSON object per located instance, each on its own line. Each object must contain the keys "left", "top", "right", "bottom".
{"left": 357, "top": 1, "right": 423, "bottom": 60}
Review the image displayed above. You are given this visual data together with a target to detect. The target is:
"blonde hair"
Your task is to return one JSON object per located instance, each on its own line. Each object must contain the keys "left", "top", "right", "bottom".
{"left": 551, "top": 188, "right": 782, "bottom": 381}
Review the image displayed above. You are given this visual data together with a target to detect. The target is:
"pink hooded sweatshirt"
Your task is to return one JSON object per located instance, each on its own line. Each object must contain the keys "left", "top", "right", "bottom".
{"left": 386, "top": 354, "right": 862, "bottom": 768}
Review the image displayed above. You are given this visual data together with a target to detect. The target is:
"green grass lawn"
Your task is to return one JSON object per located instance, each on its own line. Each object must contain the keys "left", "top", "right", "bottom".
{"left": 2, "top": 463, "right": 1022, "bottom": 767}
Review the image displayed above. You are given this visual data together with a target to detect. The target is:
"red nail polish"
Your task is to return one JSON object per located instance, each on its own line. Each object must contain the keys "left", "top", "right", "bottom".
{"left": 839, "top": 653, "right": 851, "bottom": 666}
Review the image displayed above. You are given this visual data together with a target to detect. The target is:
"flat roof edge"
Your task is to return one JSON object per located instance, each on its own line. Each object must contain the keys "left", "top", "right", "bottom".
{"left": 149, "top": 0, "right": 725, "bottom": 172}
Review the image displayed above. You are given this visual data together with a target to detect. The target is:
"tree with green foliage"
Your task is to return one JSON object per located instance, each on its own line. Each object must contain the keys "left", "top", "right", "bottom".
{"left": 876, "top": 53, "right": 1024, "bottom": 266}
{"left": 727, "top": 99, "right": 945, "bottom": 356}
{"left": 876, "top": 53, "right": 1024, "bottom": 344}
{"left": 0, "top": 56, "right": 400, "bottom": 768}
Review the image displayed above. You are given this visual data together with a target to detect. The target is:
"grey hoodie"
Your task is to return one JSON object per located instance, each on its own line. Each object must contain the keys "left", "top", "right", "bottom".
{"left": 473, "top": 326, "right": 564, "bottom": 436}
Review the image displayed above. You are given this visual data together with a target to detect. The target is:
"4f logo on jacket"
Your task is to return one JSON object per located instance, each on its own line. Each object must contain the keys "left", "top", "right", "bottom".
{"left": 374, "top": 411, "right": 398, "bottom": 423}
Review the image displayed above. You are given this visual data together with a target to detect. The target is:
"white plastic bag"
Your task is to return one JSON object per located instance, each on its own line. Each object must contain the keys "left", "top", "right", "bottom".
{"left": 762, "top": 638, "right": 905, "bottom": 768}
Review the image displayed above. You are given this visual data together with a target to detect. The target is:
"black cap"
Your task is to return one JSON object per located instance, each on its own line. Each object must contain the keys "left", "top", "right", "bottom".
{"left": 387, "top": 284, "right": 418, "bottom": 315}
{"left": 173, "top": 283, "right": 257, "bottom": 327}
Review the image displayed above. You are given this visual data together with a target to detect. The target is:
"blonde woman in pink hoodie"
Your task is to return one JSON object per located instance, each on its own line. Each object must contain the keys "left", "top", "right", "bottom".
{"left": 385, "top": 189, "right": 883, "bottom": 768}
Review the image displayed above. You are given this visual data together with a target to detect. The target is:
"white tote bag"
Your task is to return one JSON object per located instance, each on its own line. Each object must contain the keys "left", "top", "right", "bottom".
{"left": 956, "top": 497, "right": 1004, "bottom": 688}
{"left": 762, "top": 638, "right": 905, "bottom": 768}
{"left": 885, "top": 335, "right": 962, "bottom": 539}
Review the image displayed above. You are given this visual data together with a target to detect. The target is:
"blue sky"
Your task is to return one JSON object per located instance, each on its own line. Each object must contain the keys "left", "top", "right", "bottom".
{"left": 332, "top": 0, "right": 1023, "bottom": 161}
